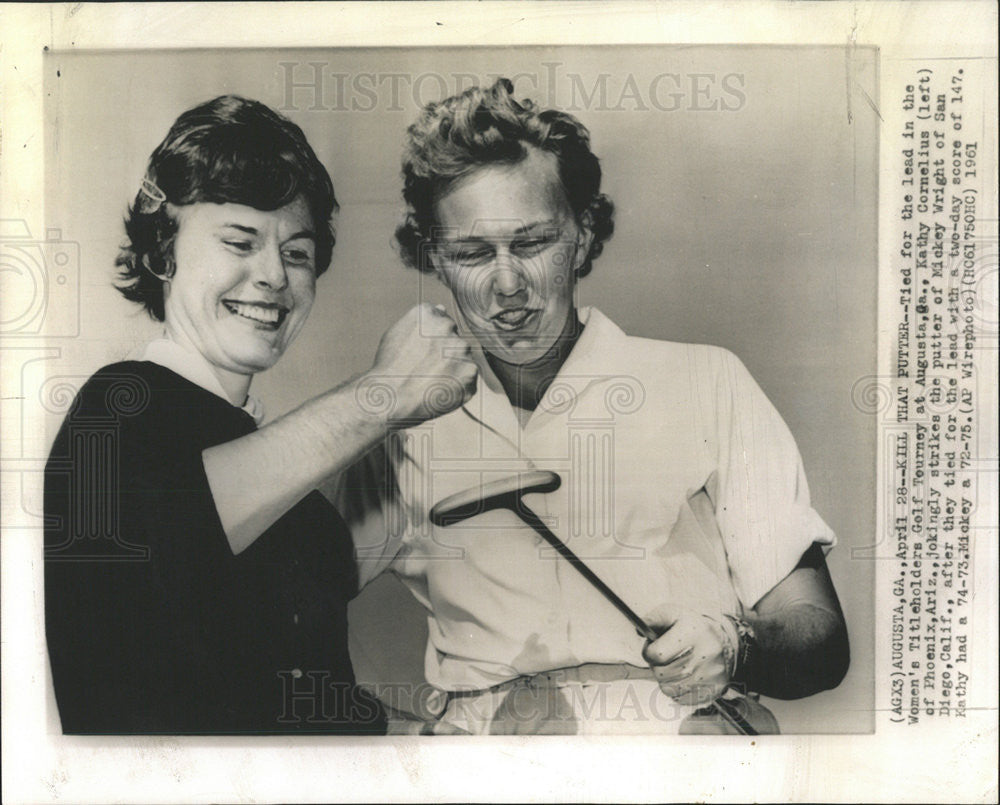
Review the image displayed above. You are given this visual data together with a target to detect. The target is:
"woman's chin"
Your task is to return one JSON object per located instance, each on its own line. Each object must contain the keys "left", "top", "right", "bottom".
{"left": 485, "top": 343, "right": 549, "bottom": 366}
{"left": 219, "top": 344, "right": 285, "bottom": 375}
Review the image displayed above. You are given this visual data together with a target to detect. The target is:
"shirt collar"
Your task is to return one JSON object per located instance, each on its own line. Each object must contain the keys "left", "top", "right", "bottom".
{"left": 549, "top": 306, "right": 628, "bottom": 379}
{"left": 134, "top": 337, "right": 266, "bottom": 425}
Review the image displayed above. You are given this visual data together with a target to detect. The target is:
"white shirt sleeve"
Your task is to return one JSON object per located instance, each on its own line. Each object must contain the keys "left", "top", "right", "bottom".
{"left": 707, "top": 349, "right": 836, "bottom": 609}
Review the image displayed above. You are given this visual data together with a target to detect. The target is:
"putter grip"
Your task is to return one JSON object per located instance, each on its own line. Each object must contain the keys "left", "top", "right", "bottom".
{"left": 429, "top": 470, "right": 561, "bottom": 527}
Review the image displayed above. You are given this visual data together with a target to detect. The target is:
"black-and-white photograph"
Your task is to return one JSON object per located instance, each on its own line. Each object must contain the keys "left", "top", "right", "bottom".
{"left": 1, "top": 3, "right": 996, "bottom": 803}
{"left": 38, "top": 45, "right": 875, "bottom": 736}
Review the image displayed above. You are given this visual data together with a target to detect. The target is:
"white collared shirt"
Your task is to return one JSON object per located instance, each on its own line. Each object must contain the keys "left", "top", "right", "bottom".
{"left": 133, "top": 337, "right": 266, "bottom": 425}
{"left": 365, "top": 307, "right": 835, "bottom": 692}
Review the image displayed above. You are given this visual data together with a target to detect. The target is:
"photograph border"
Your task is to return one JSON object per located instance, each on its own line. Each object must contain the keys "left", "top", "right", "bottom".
{"left": 1, "top": 3, "right": 996, "bottom": 803}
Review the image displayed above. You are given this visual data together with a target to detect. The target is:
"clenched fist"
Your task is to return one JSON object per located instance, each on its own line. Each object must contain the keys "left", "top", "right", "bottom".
{"left": 359, "top": 303, "right": 478, "bottom": 426}
{"left": 641, "top": 605, "right": 739, "bottom": 706}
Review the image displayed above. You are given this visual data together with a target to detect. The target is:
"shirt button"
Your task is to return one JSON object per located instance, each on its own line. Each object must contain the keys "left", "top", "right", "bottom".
{"left": 291, "top": 668, "right": 303, "bottom": 679}
{"left": 293, "top": 613, "right": 299, "bottom": 625}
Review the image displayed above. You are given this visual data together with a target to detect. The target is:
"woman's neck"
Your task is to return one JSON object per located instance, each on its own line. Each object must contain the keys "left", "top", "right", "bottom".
{"left": 486, "top": 311, "right": 584, "bottom": 415}
{"left": 212, "top": 366, "right": 253, "bottom": 408}
{"left": 162, "top": 327, "right": 252, "bottom": 406}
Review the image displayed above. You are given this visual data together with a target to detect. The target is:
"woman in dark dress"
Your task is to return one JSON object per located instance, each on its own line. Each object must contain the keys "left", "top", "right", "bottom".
{"left": 43, "top": 95, "right": 477, "bottom": 734}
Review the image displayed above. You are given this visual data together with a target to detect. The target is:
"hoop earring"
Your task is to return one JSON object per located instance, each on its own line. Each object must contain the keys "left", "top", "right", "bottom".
{"left": 142, "top": 254, "right": 174, "bottom": 282}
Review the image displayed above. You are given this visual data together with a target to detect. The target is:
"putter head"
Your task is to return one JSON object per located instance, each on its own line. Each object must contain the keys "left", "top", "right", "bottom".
{"left": 428, "top": 470, "right": 561, "bottom": 527}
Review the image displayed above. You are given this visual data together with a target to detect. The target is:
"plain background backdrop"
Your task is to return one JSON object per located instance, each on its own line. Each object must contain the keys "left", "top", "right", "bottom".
{"left": 41, "top": 45, "right": 877, "bottom": 733}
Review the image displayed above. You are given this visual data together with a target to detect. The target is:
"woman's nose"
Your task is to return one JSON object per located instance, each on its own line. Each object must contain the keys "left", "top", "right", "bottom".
{"left": 489, "top": 262, "right": 525, "bottom": 296}
{"left": 252, "top": 246, "right": 288, "bottom": 291}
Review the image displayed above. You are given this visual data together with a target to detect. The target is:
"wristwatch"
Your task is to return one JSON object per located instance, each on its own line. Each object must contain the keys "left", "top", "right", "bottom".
{"left": 724, "top": 614, "right": 757, "bottom": 685}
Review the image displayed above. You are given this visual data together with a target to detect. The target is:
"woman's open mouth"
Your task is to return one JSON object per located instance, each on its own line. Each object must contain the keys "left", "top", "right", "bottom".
{"left": 491, "top": 308, "right": 538, "bottom": 331}
{"left": 222, "top": 300, "right": 288, "bottom": 331}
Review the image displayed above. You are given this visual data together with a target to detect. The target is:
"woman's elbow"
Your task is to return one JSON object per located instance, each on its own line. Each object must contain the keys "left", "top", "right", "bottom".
{"left": 763, "top": 610, "right": 850, "bottom": 700}
{"left": 799, "top": 614, "right": 850, "bottom": 697}
{"left": 820, "top": 618, "right": 850, "bottom": 691}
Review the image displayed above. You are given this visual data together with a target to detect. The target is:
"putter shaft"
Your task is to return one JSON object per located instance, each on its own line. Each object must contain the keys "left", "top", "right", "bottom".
{"left": 513, "top": 504, "right": 659, "bottom": 642}
{"left": 514, "top": 502, "right": 757, "bottom": 736}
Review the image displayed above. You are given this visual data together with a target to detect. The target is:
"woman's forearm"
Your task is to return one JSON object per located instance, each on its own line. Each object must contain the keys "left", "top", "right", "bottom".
{"left": 734, "top": 543, "right": 850, "bottom": 699}
{"left": 203, "top": 303, "right": 478, "bottom": 555}
{"left": 203, "top": 373, "right": 391, "bottom": 554}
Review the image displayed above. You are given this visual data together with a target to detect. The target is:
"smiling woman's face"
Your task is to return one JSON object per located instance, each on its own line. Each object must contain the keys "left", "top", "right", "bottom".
{"left": 432, "top": 148, "right": 593, "bottom": 365}
{"left": 163, "top": 196, "right": 318, "bottom": 380}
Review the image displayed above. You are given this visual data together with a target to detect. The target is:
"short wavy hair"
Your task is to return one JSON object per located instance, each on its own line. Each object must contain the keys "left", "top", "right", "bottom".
{"left": 396, "top": 78, "right": 614, "bottom": 277}
{"left": 115, "top": 95, "right": 337, "bottom": 321}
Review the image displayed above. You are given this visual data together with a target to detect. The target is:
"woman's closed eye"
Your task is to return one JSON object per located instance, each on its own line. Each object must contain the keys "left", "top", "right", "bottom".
{"left": 510, "top": 238, "right": 550, "bottom": 257}
{"left": 223, "top": 238, "right": 255, "bottom": 254}
{"left": 451, "top": 246, "right": 493, "bottom": 266}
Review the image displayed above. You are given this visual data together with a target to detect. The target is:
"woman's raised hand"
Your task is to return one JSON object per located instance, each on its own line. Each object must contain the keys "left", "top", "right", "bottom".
{"left": 205, "top": 303, "right": 477, "bottom": 554}
{"left": 362, "top": 303, "right": 478, "bottom": 426}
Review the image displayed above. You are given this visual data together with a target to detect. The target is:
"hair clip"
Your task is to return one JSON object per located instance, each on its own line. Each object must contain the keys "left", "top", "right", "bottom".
{"left": 137, "top": 177, "right": 167, "bottom": 214}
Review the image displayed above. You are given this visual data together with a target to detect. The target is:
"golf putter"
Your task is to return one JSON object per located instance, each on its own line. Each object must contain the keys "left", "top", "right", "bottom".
{"left": 428, "top": 470, "right": 757, "bottom": 735}
{"left": 430, "top": 470, "right": 658, "bottom": 642}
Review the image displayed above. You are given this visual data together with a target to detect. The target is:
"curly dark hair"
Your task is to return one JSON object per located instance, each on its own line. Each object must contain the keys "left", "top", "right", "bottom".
{"left": 396, "top": 78, "right": 614, "bottom": 277}
{"left": 115, "top": 95, "right": 337, "bottom": 321}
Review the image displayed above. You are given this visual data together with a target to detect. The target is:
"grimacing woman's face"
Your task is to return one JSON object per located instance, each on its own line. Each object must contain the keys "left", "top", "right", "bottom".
{"left": 431, "top": 147, "right": 594, "bottom": 365}
{"left": 162, "top": 196, "right": 318, "bottom": 379}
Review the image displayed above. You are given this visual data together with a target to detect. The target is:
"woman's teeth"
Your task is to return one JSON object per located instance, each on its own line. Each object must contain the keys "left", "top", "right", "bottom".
{"left": 224, "top": 301, "right": 284, "bottom": 326}
{"left": 493, "top": 309, "right": 532, "bottom": 328}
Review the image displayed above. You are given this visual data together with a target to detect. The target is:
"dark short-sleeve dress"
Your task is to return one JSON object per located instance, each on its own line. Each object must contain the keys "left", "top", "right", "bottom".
{"left": 44, "top": 361, "right": 385, "bottom": 734}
